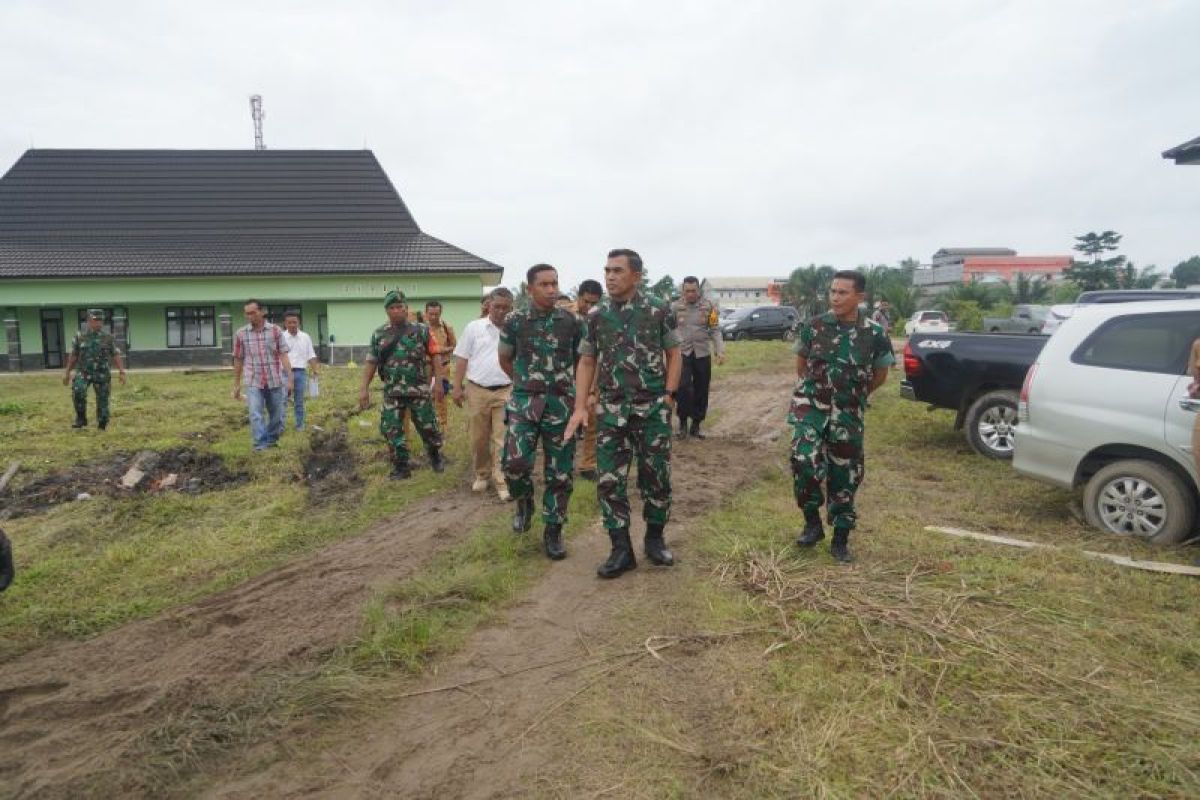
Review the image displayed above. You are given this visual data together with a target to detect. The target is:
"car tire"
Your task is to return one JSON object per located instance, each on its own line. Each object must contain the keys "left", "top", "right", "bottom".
{"left": 783, "top": 328, "right": 796, "bottom": 342}
{"left": 729, "top": 331, "right": 744, "bottom": 342}
{"left": 1027, "top": 327, "right": 1040, "bottom": 334}
{"left": 964, "top": 390, "right": 1019, "bottom": 460}
{"left": 989, "top": 326, "right": 1001, "bottom": 333}
{"left": 1082, "top": 459, "right": 1196, "bottom": 545}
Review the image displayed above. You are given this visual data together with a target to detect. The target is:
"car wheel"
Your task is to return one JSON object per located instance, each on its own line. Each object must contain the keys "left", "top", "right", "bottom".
{"left": 783, "top": 328, "right": 796, "bottom": 342}
{"left": 989, "top": 327, "right": 1001, "bottom": 333}
{"left": 1083, "top": 459, "right": 1196, "bottom": 545}
{"left": 1027, "top": 327, "right": 1040, "bottom": 334}
{"left": 964, "top": 390, "right": 1019, "bottom": 460}
{"left": 1084, "top": 460, "right": 1195, "bottom": 546}
{"left": 729, "top": 331, "right": 744, "bottom": 342}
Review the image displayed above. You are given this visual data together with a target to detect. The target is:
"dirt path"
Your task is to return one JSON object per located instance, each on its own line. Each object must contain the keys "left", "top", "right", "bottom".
{"left": 203, "top": 372, "right": 791, "bottom": 799}
{"left": 0, "top": 370, "right": 793, "bottom": 798}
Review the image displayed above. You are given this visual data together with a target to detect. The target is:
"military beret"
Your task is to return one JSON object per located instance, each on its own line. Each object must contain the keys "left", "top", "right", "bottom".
{"left": 383, "top": 290, "right": 407, "bottom": 308}
{"left": 87, "top": 308, "right": 105, "bottom": 319}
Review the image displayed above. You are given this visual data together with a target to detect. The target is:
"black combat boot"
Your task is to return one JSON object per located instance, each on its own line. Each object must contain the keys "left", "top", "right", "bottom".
{"left": 689, "top": 420, "right": 705, "bottom": 440}
{"left": 72, "top": 414, "right": 87, "bottom": 429}
{"left": 830, "top": 527, "right": 854, "bottom": 563}
{"left": 644, "top": 523, "right": 675, "bottom": 566}
{"left": 543, "top": 524, "right": 566, "bottom": 560}
{"left": 597, "top": 527, "right": 636, "bottom": 579}
{"left": 796, "top": 511, "right": 825, "bottom": 547}
{"left": 512, "top": 497, "right": 534, "bottom": 533}
{"left": 389, "top": 461, "right": 412, "bottom": 480}
{"left": 0, "top": 529, "right": 14, "bottom": 593}
{"left": 428, "top": 447, "right": 446, "bottom": 473}
{"left": 677, "top": 417, "right": 689, "bottom": 439}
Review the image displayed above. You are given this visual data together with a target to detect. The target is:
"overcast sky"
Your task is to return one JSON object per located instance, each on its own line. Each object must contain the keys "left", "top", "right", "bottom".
{"left": 2, "top": 0, "right": 1197, "bottom": 290}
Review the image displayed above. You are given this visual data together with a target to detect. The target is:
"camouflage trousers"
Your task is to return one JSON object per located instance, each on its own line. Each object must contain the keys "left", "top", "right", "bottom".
{"left": 502, "top": 393, "right": 576, "bottom": 525}
{"left": 381, "top": 392, "right": 442, "bottom": 466}
{"left": 789, "top": 398, "right": 865, "bottom": 530}
{"left": 596, "top": 397, "right": 673, "bottom": 530}
{"left": 72, "top": 376, "right": 111, "bottom": 425}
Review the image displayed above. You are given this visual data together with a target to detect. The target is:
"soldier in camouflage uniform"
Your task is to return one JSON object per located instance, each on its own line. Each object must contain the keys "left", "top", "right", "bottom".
{"left": 62, "top": 309, "right": 126, "bottom": 430}
{"left": 358, "top": 290, "right": 447, "bottom": 479}
{"left": 566, "top": 249, "right": 682, "bottom": 579}
{"left": 498, "top": 264, "right": 583, "bottom": 560}
{"left": 789, "top": 271, "right": 894, "bottom": 563}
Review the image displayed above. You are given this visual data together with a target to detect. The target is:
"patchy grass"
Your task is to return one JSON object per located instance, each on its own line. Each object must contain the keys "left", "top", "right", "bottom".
{"left": 0, "top": 366, "right": 473, "bottom": 659}
{"left": 535, "top": 383, "right": 1200, "bottom": 797}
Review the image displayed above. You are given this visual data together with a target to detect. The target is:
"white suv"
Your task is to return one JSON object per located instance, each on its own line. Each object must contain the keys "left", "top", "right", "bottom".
{"left": 1014, "top": 300, "right": 1199, "bottom": 544}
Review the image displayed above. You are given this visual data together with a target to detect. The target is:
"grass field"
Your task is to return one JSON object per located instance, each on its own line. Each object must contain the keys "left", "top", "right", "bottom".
{"left": 4, "top": 343, "right": 1200, "bottom": 797}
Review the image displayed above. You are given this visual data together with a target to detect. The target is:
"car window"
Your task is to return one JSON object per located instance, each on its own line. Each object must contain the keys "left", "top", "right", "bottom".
{"left": 919, "top": 312, "right": 945, "bottom": 322}
{"left": 1071, "top": 311, "right": 1200, "bottom": 375}
{"left": 727, "top": 307, "right": 753, "bottom": 321}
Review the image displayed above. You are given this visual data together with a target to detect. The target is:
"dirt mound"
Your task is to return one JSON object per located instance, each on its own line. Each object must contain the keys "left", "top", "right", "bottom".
{"left": 302, "top": 427, "right": 359, "bottom": 503}
{"left": 0, "top": 448, "right": 247, "bottom": 519}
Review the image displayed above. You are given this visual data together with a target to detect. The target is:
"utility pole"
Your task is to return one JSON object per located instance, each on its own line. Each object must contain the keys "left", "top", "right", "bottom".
{"left": 249, "top": 95, "right": 266, "bottom": 151}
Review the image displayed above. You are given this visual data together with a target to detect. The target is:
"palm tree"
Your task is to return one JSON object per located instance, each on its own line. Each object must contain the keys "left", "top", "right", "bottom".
{"left": 782, "top": 265, "right": 836, "bottom": 319}
{"left": 1012, "top": 272, "right": 1051, "bottom": 304}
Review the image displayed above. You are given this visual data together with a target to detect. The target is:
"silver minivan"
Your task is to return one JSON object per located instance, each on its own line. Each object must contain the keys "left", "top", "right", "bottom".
{"left": 1014, "top": 300, "right": 1199, "bottom": 543}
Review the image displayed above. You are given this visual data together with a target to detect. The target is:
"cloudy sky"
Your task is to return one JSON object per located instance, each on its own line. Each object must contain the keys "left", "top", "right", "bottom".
{"left": 2, "top": 0, "right": 1197, "bottom": 289}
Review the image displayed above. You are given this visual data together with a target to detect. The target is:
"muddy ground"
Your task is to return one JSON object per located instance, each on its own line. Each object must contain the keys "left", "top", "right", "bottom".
{"left": 0, "top": 372, "right": 792, "bottom": 798}
{"left": 0, "top": 448, "right": 247, "bottom": 520}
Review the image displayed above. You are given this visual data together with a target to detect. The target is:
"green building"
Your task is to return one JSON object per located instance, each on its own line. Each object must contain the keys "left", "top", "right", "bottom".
{"left": 0, "top": 149, "right": 503, "bottom": 371}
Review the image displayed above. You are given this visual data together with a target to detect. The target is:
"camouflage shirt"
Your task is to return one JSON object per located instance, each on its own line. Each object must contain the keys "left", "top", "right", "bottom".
{"left": 498, "top": 305, "right": 582, "bottom": 397}
{"left": 71, "top": 329, "right": 119, "bottom": 381}
{"left": 367, "top": 321, "right": 439, "bottom": 397}
{"left": 793, "top": 311, "right": 895, "bottom": 405}
{"left": 579, "top": 291, "right": 681, "bottom": 403}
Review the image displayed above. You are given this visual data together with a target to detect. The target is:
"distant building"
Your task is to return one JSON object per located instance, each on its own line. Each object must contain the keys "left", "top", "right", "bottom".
{"left": 1162, "top": 135, "right": 1200, "bottom": 165}
{"left": 0, "top": 149, "right": 502, "bottom": 371}
{"left": 699, "top": 276, "right": 786, "bottom": 309}
{"left": 915, "top": 247, "right": 1071, "bottom": 290}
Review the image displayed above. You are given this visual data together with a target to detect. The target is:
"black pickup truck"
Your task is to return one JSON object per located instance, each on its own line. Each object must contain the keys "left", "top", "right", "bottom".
{"left": 900, "top": 332, "right": 1047, "bottom": 460}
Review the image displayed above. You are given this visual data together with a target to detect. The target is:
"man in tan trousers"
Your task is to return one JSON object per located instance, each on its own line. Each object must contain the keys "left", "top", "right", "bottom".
{"left": 566, "top": 279, "right": 604, "bottom": 481}
{"left": 453, "top": 288, "right": 514, "bottom": 500}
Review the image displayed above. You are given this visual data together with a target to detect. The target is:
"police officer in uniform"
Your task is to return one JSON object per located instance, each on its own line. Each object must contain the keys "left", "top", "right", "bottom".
{"left": 358, "top": 290, "right": 447, "bottom": 479}
{"left": 566, "top": 249, "right": 682, "bottom": 579}
{"left": 672, "top": 276, "right": 724, "bottom": 439}
{"left": 63, "top": 309, "right": 126, "bottom": 429}
{"left": 498, "top": 264, "right": 583, "bottom": 559}
{"left": 790, "top": 270, "right": 894, "bottom": 563}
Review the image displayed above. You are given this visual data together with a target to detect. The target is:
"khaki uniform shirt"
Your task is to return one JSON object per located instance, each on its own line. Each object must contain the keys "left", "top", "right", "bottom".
{"left": 671, "top": 297, "right": 725, "bottom": 358}
{"left": 429, "top": 321, "right": 456, "bottom": 369}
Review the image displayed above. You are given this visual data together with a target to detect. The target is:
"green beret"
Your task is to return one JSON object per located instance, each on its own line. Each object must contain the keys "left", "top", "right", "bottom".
{"left": 384, "top": 290, "right": 406, "bottom": 308}
{"left": 87, "top": 308, "right": 105, "bottom": 319}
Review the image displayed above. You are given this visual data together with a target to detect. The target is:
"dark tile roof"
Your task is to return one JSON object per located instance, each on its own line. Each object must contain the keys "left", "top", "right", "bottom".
{"left": 0, "top": 149, "right": 502, "bottom": 278}
{"left": 933, "top": 247, "right": 1017, "bottom": 257}
{"left": 1162, "top": 135, "right": 1200, "bottom": 165}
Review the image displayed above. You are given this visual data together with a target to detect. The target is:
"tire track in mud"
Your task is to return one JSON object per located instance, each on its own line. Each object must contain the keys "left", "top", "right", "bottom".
{"left": 0, "top": 488, "right": 503, "bottom": 798}
{"left": 202, "top": 372, "right": 793, "bottom": 799}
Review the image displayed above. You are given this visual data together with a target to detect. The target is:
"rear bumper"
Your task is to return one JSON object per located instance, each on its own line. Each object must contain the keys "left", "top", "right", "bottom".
{"left": 1012, "top": 427, "right": 1078, "bottom": 490}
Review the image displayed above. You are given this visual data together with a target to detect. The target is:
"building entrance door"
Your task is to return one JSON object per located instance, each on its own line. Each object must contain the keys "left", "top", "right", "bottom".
{"left": 317, "top": 314, "right": 329, "bottom": 363}
{"left": 40, "top": 309, "right": 64, "bottom": 369}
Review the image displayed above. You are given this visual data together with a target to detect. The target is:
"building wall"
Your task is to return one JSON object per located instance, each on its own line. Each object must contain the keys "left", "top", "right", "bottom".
{"left": 0, "top": 273, "right": 491, "bottom": 371}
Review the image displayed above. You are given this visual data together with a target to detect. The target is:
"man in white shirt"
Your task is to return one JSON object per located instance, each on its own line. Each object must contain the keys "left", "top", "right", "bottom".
{"left": 453, "top": 287, "right": 514, "bottom": 500}
{"left": 282, "top": 312, "right": 319, "bottom": 431}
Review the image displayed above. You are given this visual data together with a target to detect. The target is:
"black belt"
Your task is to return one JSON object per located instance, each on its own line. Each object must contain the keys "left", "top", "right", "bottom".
{"left": 469, "top": 380, "right": 512, "bottom": 391}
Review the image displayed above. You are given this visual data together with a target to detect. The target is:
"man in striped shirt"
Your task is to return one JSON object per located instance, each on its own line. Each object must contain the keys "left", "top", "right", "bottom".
{"left": 231, "top": 299, "right": 292, "bottom": 451}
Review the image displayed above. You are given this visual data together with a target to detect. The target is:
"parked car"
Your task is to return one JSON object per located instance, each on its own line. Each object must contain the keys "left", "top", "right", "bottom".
{"left": 903, "top": 310, "right": 951, "bottom": 336}
{"left": 901, "top": 332, "right": 1047, "bottom": 459}
{"left": 1014, "top": 300, "right": 1200, "bottom": 544}
{"left": 984, "top": 304, "right": 1050, "bottom": 334}
{"left": 720, "top": 305, "right": 800, "bottom": 341}
{"left": 1041, "top": 289, "right": 1200, "bottom": 335}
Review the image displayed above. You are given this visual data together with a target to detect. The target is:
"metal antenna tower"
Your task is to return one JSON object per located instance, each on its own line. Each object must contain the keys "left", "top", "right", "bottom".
{"left": 249, "top": 95, "right": 266, "bottom": 150}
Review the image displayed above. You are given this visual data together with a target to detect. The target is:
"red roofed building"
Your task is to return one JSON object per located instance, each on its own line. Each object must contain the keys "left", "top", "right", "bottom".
{"left": 961, "top": 255, "right": 1072, "bottom": 284}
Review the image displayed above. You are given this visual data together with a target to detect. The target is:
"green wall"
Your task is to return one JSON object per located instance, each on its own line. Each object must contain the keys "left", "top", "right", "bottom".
{"left": 2, "top": 272, "right": 492, "bottom": 353}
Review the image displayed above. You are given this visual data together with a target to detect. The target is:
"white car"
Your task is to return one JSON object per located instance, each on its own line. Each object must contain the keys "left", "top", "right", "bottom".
{"left": 904, "top": 310, "right": 950, "bottom": 336}
{"left": 1014, "top": 299, "right": 1200, "bottom": 543}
